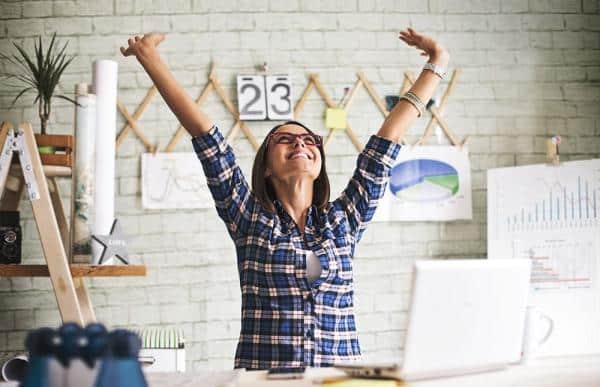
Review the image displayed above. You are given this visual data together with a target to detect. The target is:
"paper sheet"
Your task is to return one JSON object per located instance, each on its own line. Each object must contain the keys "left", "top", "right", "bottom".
{"left": 488, "top": 159, "right": 600, "bottom": 356}
{"left": 374, "top": 145, "right": 472, "bottom": 221}
{"left": 142, "top": 153, "right": 212, "bottom": 209}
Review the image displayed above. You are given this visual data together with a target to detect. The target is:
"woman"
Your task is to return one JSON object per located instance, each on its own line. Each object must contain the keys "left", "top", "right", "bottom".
{"left": 121, "top": 28, "right": 449, "bottom": 370}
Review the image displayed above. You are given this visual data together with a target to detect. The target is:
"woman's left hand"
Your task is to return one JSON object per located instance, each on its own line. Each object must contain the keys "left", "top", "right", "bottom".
{"left": 399, "top": 28, "right": 449, "bottom": 66}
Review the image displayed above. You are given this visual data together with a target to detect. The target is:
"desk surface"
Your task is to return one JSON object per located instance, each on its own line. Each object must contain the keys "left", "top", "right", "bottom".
{"left": 144, "top": 355, "right": 600, "bottom": 387}
{"left": 1, "top": 355, "right": 598, "bottom": 387}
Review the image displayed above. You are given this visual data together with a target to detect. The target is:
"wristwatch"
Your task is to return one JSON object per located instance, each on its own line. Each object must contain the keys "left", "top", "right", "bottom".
{"left": 423, "top": 62, "right": 447, "bottom": 79}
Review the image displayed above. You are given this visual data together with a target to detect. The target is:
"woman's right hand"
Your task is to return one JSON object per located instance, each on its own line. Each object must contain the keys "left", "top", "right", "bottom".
{"left": 120, "top": 32, "right": 165, "bottom": 58}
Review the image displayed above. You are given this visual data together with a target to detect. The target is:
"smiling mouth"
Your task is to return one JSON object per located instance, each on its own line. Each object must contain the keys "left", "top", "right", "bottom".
{"left": 288, "top": 152, "right": 312, "bottom": 160}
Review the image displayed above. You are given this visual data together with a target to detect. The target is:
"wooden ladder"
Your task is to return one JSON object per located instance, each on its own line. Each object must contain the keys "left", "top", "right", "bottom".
{"left": 0, "top": 121, "right": 145, "bottom": 325}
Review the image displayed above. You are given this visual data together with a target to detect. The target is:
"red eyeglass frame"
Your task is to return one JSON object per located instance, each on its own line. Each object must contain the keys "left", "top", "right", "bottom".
{"left": 267, "top": 131, "right": 323, "bottom": 147}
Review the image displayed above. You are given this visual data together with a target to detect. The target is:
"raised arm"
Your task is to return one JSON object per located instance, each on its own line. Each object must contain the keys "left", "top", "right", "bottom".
{"left": 122, "top": 33, "right": 260, "bottom": 240}
{"left": 120, "top": 33, "right": 213, "bottom": 137}
{"left": 377, "top": 28, "right": 450, "bottom": 143}
{"left": 333, "top": 29, "right": 449, "bottom": 243}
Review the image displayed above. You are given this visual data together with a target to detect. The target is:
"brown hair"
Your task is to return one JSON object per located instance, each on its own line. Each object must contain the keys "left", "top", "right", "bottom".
{"left": 251, "top": 120, "right": 330, "bottom": 213}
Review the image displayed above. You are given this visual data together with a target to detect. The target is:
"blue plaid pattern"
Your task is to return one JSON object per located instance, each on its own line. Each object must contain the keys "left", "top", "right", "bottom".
{"left": 192, "top": 125, "right": 401, "bottom": 370}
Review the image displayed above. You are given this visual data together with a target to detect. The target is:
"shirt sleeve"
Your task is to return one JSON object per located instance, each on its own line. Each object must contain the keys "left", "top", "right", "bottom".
{"left": 191, "top": 125, "right": 260, "bottom": 240}
{"left": 331, "top": 134, "right": 401, "bottom": 243}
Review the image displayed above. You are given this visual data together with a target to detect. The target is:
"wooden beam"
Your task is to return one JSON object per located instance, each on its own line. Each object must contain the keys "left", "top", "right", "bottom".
{"left": 116, "top": 85, "right": 158, "bottom": 150}
{"left": 0, "top": 264, "right": 147, "bottom": 277}
{"left": 20, "top": 122, "right": 84, "bottom": 324}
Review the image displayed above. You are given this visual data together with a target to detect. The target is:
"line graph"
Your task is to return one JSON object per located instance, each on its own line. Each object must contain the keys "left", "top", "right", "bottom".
{"left": 142, "top": 153, "right": 212, "bottom": 209}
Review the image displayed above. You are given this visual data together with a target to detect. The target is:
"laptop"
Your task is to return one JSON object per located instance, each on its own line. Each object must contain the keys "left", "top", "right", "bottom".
{"left": 335, "top": 258, "right": 531, "bottom": 381}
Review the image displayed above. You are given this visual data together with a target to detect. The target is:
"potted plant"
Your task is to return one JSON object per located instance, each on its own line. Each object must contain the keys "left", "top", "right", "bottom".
{"left": 0, "top": 33, "right": 77, "bottom": 166}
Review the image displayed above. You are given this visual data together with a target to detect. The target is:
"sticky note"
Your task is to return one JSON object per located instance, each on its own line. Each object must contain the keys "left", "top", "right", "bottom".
{"left": 323, "top": 378, "right": 398, "bottom": 387}
{"left": 325, "top": 108, "right": 347, "bottom": 130}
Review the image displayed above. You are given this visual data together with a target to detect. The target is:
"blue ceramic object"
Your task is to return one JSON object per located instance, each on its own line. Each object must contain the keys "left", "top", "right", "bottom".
{"left": 94, "top": 329, "right": 147, "bottom": 387}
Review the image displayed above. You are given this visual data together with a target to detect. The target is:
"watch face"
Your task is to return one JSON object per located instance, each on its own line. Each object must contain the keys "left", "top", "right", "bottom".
{"left": 425, "top": 63, "right": 445, "bottom": 78}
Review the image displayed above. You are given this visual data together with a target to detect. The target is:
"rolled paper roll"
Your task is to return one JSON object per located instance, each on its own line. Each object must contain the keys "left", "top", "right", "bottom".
{"left": 71, "top": 83, "right": 96, "bottom": 263}
{"left": 91, "top": 59, "right": 118, "bottom": 264}
{"left": 0, "top": 354, "right": 28, "bottom": 382}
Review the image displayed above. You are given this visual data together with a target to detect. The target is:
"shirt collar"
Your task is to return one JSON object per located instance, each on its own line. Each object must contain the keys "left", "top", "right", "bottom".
{"left": 273, "top": 199, "right": 317, "bottom": 231}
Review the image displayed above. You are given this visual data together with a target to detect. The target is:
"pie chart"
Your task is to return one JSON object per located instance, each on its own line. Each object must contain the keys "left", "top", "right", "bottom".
{"left": 389, "top": 159, "right": 459, "bottom": 202}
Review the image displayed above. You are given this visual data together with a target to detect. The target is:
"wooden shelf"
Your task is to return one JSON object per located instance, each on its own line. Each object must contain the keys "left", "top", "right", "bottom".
{"left": 0, "top": 264, "right": 146, "bottom": 277}
{"left": 10, "top": 163, "right": 72, "bottom": 177}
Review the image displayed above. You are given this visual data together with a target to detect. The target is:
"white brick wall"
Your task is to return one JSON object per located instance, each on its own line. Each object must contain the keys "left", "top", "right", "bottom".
{"left": 0, "top": 0, "right": 599, "bottom": 371}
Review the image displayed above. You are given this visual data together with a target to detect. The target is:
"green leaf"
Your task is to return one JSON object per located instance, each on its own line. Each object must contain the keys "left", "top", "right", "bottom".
{"left": 35, "top": 36, "right": 44, "bottom": 80}
{"left": 9, "top": 87, "right": 34, "bottom": 108}
{"left": 12, "top": 42, "right": 39, "bottom": 83}
{"left": 1, "top": 33, "right": 76, "bottom": 125}
{"left": 14, "top": 74, "right": 37, "bottom": 88}
{"left": 47, "top": 58, "right": 65, "bottom": 99}
{"left": 49, "top": 39, "right": 68, "bottom": 72}
{"left": 44, "top": 33, "right": 57, "bottom": 72}
{"left": 51, "top": 55, "right": 74, "bottom": 93}
{"left": 55, "top": 94, "right": 80, "bottom": 107}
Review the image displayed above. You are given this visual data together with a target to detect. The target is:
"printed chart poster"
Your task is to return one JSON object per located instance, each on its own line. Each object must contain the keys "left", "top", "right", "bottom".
{"left": 374, "top": 146, "right": 473, "bottom": 222}
{"left": 488, "top": 159, "right": 600, "bottom": 356}
{"left": 141, "top": 153, "right": 213, "bottom": 209}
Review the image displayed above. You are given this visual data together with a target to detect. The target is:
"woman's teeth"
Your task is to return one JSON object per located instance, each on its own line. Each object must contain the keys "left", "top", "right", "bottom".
{"left": 290, "top": 153, "right": 309, "bottom": 159}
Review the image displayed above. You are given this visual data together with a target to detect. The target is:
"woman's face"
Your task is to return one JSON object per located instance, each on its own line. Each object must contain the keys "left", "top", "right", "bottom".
{"left": 265, "top": 124, "right": 322, "bottom": 182}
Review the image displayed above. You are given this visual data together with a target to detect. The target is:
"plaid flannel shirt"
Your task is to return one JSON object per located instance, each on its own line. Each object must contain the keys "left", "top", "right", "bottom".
{"left": 192, "top": 125, "right": 401, "bottom": 370}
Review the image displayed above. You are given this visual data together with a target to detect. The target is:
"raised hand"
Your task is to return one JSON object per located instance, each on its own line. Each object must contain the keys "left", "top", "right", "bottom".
{"left": 398, "top": 28, "right": 449, "bottom": 64}
{"left": 120, "top": 32, "right": 165, "bottom": 58}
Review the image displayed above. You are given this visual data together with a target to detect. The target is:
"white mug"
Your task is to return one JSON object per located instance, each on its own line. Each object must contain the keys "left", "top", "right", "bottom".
{"left": 521, "top": 306, "right": 554, "bottom": 364}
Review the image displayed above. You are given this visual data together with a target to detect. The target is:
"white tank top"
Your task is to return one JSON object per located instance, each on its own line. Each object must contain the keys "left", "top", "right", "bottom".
{"left": 306, "top": 250, "right": 322, "bottom": 284}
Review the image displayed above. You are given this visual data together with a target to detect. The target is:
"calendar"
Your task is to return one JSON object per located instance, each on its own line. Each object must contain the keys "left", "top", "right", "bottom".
{"left": 237, "top": 74, "right": 293, "bottom": 121}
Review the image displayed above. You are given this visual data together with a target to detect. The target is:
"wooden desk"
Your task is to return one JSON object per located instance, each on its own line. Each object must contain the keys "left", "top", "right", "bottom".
{"left": 144, "top": 355, "right": 600, "bottom": 387}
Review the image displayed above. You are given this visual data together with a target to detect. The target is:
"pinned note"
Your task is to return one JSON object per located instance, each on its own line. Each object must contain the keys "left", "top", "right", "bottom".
{"left": 325, "top": 108, "right": 347, "bottom": 130}
{"left": 322, "top": 379, "right": 398, "bottom": 387}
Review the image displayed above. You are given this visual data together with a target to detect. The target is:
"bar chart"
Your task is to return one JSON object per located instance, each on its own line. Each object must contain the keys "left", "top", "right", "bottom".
{"left": 488, "top": 159, "right": 600, "bottom": 356}
{"left": 515, "top": 239, "right": 595, "bottom": 292}
{"left": 489, "top": 160, "right": 600, "bottom": 237}
{"left": 505, "top": 175, "right": 599, "bottom": 231}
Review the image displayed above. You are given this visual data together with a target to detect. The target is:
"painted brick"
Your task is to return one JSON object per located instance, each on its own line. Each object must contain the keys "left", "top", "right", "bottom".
{"left": 0, "top": 1, "right": 598, "bottom": 373}
{"left": 23, "top": 2, "right": 53, "bottom": 18}
{"left": 530, "top": 0, "right": 581, "bottom": 13}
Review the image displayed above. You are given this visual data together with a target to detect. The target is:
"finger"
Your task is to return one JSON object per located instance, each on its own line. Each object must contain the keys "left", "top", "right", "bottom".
{"left": 128, "top": 37, "right": 135, "bottom": 46}
{"left": 120, "top": 46, "right": 128, "bottom": 56}
{"left": 134, "top": 35, "right": 141, "bottom": 41}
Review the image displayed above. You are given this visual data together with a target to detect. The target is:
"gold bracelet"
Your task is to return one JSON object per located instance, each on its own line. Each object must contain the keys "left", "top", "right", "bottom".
{"left": 405, "top": 91, "right": 425, "bottom": 109}
{"left": 399, "top": 96, "right": 423, "bottom": 117}
{"left": 399, "top": 92, "right": 424, "bottom": 117}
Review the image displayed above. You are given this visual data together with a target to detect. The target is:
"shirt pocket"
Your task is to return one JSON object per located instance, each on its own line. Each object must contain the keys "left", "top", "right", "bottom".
{"left": 321, "top": 237, "right": 354, "bottom": 285}
{"left": 263, "top": 242, "right": 298, "bottom": 289}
